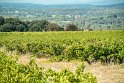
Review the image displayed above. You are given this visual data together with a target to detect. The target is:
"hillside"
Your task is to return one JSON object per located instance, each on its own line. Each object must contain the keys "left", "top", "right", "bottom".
{"left": 0, "top": 3, "right": 124, "bottom": 8}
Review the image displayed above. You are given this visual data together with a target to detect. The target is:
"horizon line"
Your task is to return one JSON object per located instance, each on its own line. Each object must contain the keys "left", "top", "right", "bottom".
{"left": 0, "top": 2, "right": 124, "bottom": 5}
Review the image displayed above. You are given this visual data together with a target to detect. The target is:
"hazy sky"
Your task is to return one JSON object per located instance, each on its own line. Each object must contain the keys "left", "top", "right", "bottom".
{"left": 0, "top": 0, "right": 124, "bottom": 5}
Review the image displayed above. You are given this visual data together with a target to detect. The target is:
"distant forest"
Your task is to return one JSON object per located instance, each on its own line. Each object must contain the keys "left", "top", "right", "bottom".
{"left": 0, "top": 16, "right": 83, "bottom": 32}
{"left": 0, "top": 3, "right": 124, "bottom": 31}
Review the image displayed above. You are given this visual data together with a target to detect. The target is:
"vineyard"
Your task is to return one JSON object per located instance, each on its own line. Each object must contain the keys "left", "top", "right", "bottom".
{"left": 0, "top": 30, "right": 124, "bottom": 64}
{"left": 0, "top": 30, "right": 124, "bottom": 83}
{"left": 0, "top": 52, "right": 97, "bottom": 83}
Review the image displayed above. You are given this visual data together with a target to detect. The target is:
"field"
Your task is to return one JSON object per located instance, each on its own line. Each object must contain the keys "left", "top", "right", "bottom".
{"left": 0, "top": 30, "right": 124, "bottom": 64}
{"left": 0, "top": 30, "right": 124, "bottom": 83}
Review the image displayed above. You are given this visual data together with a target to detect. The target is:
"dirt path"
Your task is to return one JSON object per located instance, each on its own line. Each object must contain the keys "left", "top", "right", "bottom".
{"left": 17, "top": 55, "right": 124, "bottom": 83}
{"left": 84, "top": 63, "right": 124, "bottom": 83}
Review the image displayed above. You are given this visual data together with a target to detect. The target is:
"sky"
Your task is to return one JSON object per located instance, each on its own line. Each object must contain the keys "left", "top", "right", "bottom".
{"left": 0, "top": 0, "right": 124, "bottom": 5}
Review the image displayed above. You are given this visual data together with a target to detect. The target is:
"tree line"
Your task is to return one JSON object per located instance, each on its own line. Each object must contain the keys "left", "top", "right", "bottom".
{"left": 0, "top": 16, "right": 79, "bottom": 32}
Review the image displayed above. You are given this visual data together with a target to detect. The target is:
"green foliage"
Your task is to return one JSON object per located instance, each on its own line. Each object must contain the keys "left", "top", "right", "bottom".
{"left": 28, "top": 20, "right": 50, "bottom": 31}
{"left": 0, "top": 31, "right": 124, "bottom": 64}
{"left": 65, "top": 24, "right": 79, "bottom": 31}
{"left": 0, "top": 16, "right": 4, "bottom": 25}
{"left": 0, "top": 52, "right": 46, "bottom": 83}
{"left": 0, "top": 23, "right": 15, "bottom": 32}
{"left": 16, "top": 24, "right": 26, "bottom": 32}
{"left": 4, "top": 18, "right": 22, "bottom": 25}
{"left": 29, "top": 24, "right": 41, "bottom": 31}
{"left": 62, "top": 45, "right": 84, "bottom": 61}
{"left": 46, "top": 23, "right": 63, "bottom": 31}
{"left": 0, "top": 52, "right": 97, "bottom": 83}
{"left": 75, "top": 62, "right": 85, "bottom": 75}
{"left": 0, "top": 17, "right": 63, "bottom": 32}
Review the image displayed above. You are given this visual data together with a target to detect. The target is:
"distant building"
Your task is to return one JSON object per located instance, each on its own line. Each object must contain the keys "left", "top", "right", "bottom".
{"left": 15, "top": 11, "right": 19, "bottom": 13}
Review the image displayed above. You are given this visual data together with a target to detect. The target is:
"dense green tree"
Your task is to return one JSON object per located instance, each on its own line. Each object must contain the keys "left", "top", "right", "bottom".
{"left": 0, "top": 23, "right": 15, "bottom": 32}
{"left": 0, "top": 16, "right": 4, "bottom": 26}
{"left": 29, "top": 20, "right": 49, "bottom": 31}
{"left": 0, "top": 17, "right": 52, "bottom": 32}
{"left": 65, "top": 24, "right": 78, "bottom": 31}
{"left": 29, "top": 24, "right": 41, "bottom": 31}
{"left": 16, "top": 24, "right": 26, "bottom": 32}
{"left": 4, "top": 18, "right": 22, "bottom": 25}
{"left": 4, "top": 17, "right": 26, "bottom": 31}
{"left": 46, "top": 23, "right": 62, "bottom": 31}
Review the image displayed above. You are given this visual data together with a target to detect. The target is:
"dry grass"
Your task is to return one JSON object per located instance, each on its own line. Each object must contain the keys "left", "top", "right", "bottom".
{"left": 84, "top": 63, "right": 124, "bottom": 83}
{"left": 17, "top": 54, "right": 30, "bottom": 64}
